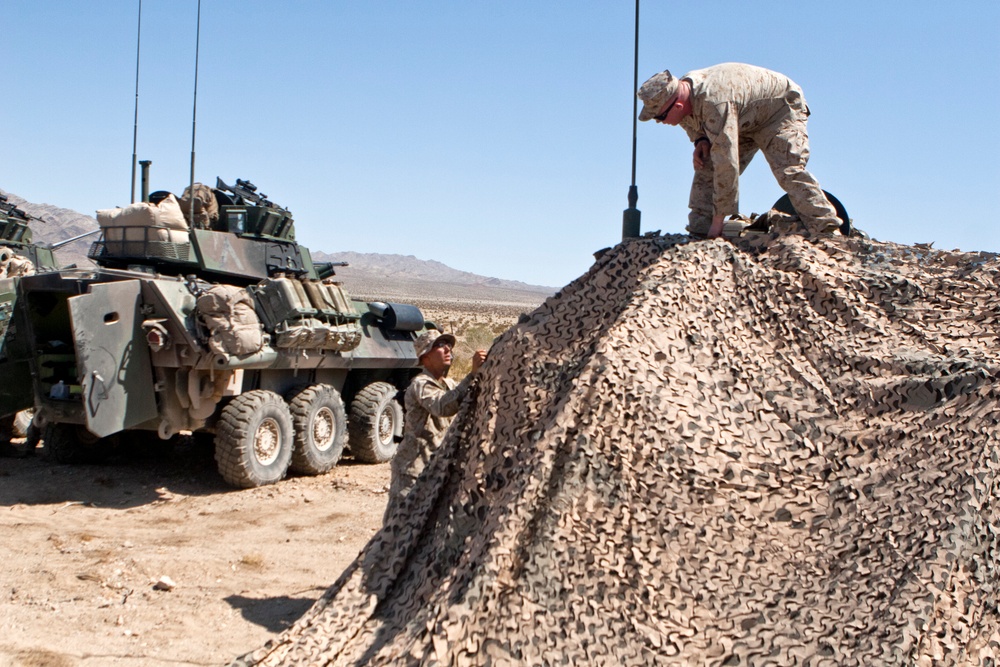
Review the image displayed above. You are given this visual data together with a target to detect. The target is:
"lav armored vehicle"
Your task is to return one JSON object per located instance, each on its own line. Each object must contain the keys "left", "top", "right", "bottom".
{"left": 0, "top": 194, "right": 63, "bottom": 448}
{"left": 0, "top": 193, "right": 60, "bottom": 275}
{"left": 11, "top": 178, "right": 429, "bottom": 487}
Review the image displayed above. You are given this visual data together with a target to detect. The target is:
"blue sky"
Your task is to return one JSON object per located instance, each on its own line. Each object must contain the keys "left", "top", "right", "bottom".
{"left": 3, "top": 2, "right": 998, "bottom": 287}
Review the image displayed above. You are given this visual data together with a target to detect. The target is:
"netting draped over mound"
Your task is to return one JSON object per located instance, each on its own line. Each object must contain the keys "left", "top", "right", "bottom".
{"left": 235, "top": 234, "right": 1000, "bottom": 666}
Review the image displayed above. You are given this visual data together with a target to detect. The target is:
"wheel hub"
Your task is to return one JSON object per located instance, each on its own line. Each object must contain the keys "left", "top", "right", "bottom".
{"left": 377, "top": 409, "right": 394, "bottom": 445}
{"left": 254, "top": 418, "right": 282, "bottom": 465}
{"left": 313, "top": 407, "right": 335, "bottom": 452}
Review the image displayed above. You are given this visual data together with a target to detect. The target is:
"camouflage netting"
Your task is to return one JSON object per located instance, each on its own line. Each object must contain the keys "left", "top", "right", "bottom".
{"left": 234, "top": 232, "right": 1000, "bottom": 666}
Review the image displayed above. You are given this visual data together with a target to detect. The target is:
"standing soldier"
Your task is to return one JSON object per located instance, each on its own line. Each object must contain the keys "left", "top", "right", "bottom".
{"left": 383, "top": 330, "right": 487, "bottom": 522}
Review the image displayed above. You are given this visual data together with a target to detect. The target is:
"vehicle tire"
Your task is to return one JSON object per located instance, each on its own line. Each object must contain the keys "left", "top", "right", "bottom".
{"left": 43, "top": 423, "right": 118, "bottom": 464}
{"left": 348, "top": 381, "right": 403, "bottom": 463}
{"left": 214, "top": 390, "right": 293, "bottom": 488}
{"left": 287, "top": 384, "right": 347, "bottom": 475}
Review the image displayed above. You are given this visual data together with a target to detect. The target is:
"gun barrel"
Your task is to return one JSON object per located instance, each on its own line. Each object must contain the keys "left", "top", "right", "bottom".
{"left": 50, "top": 229, "right": 101, "bottom": 250}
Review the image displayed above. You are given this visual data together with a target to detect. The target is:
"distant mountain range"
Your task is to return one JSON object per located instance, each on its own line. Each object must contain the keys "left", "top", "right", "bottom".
{"left": 0, "top": 190, "right": 99, "bottom": 268}
{"left": 0, "top": 189, "right": 556, "bottom": 299}
{"left": 314, "top": 251, "right": 553, "bottom": 294}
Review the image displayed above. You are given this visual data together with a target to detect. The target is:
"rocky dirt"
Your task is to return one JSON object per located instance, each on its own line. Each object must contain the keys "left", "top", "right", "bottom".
{"left": 0, "top": 291, "right": 544, "bottom": 667}
{"left": 0, "top": 440, "right": 390, "bottom": 667}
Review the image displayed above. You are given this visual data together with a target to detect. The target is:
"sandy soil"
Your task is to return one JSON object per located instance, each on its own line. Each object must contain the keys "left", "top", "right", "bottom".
{"left": 0, "top": 295, "right": 541, "bottom": 667}
{"left": 0, "top": 438, "right": 389, "bottom": 667}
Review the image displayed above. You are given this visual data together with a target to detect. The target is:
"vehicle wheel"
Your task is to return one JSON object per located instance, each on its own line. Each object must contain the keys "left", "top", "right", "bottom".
{"left": 287, "top": 384, "right": 347, "bottom": 475}
{"left": 43, "top": 423, "right": 118, "bottom": 464}
{"left": 214, "top": 390, "right": 293, "bottom": 488}
{"left": 348, "top": 381, "right": 403, "bottom": 463}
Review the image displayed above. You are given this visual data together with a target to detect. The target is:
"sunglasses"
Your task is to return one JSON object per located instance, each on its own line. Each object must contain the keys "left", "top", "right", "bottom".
{"left": 653, "top": 96, "right": 678, "bottom": 122}
{"left": 432, "top": 340, "right": 453, "bottom": 350}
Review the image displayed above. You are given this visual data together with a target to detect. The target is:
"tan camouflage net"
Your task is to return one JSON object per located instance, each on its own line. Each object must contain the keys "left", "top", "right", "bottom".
{"left": 234, "top": 232, "right": 1000, "bottom": 666}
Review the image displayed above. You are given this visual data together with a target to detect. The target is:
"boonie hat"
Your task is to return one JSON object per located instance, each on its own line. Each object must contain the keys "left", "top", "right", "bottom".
{"left": 637, "top": 70, "right": 679, "bottom": 121}
{"left": 414, "top": 330, "right": 456, "bottom": 359}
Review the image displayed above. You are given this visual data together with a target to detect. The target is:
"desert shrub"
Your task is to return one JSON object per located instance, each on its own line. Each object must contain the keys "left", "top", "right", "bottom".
{"left": 449, "top": 325, "right": 500, "bottom": 379}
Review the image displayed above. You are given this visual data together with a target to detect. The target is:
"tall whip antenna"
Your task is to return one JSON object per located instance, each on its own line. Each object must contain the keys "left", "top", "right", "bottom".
{"left": 621, "top": 0, "right": 641, "bottom": 240}
{"left": 188, "top": 0, "right": 202, "bottom": 227}
{"left": 130, "top": 0, "right": 143, "bottom": 203}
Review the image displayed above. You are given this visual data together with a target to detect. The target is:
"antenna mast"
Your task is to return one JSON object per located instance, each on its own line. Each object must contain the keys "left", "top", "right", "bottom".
{"left": 621, "top": 0, "right": 641, "bottom": 240}
{"left": 130, "top": 0, "right": 143, "bottom": 203}
{"left": 189, "top": 0, "right": 202, "bottom": 227}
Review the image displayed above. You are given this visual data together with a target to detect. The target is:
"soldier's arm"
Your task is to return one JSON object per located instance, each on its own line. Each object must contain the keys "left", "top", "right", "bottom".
{"left": 703, "top": 102, "right": 740, "bottom": 220}
{"left": 414, "top": 374, "right": 475, "bottom": 419}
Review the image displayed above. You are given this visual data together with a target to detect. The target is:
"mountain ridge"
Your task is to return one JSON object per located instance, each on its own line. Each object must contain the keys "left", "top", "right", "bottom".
{"left": 313, "top": 250, "right": 553, "bottom": 294}
{"left": 0, "top": 189, "right": 555, "bottom": 294}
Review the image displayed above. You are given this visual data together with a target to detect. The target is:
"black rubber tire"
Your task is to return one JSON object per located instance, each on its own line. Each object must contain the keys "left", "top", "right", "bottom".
{"left": 214, "top": 390, "right": 294, "bottom": 488}
{"left": 287, "top": 384, "right": 347, "bottom": 475}
{"left": 43, "top": 423, "right": 118, "bottom": 464}
{"left": 348, "top": 381, "right": 403, "bottom": 463}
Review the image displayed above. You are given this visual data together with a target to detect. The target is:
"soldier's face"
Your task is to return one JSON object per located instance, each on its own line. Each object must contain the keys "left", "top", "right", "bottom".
{"left": 421, "top": 341, "right": 453, "bottom": 376}
{"left": 654, "top": 95, "right": 683, "bottom": 125}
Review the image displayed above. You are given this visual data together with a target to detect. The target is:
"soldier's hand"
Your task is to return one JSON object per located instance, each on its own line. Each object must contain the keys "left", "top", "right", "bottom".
{"left": 471, "top": 350, "right": 488, "bottom": 373}
{"left": 707, "top": 215, "right": 725, "bottom": 239}
{"left": 693, "top": 141, "right": 711, "bottom": 170}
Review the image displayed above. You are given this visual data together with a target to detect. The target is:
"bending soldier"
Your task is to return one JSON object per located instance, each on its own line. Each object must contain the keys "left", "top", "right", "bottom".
{"left": 638, "top": 62, "right": 841, "bottom": 239}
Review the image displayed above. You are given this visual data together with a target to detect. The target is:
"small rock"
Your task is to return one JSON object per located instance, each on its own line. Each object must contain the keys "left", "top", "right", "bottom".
{"left": 152, "top": 576, "right": 176, "bottom": 592}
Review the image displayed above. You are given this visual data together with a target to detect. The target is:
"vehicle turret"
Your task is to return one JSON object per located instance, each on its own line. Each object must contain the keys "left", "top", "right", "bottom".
{"left": 0, "top": 193, "right": 58, "bottom": 273}
{"left": 87, "top": 178, "right": 320, "bottom": 286}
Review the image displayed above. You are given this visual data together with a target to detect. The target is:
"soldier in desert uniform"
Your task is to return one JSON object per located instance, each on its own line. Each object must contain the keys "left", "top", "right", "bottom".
{"left": 638, "top": 62, "right": 841, "bottom": 239}
{"left": 383, "top": 330, "right": 487, "bottom": 522}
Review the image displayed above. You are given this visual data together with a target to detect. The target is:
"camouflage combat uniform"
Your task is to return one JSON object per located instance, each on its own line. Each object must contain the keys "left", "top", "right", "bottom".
{"left": 678, "top": 63, "right": 841, "bottom": 235}
{"left": 384, "top": 370, "right": 474, "bottom": 522}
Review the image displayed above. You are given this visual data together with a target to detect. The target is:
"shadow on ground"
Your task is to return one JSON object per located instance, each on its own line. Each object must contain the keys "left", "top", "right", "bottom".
{"left": 226, "top": 593, "right": 323, "bottom": 633}
{"left": 0, "top": 434, "right": 233, "bottom": 508}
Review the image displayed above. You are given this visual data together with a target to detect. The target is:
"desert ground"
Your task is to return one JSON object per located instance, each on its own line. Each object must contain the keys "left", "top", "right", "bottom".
{"left": 0, "top": 284, "right": 548, "bottom": 667}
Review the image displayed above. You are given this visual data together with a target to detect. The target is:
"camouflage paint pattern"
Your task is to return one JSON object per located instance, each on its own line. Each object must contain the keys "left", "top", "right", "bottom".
{"left": 18, "top": 180, "right": 426, "bottom": 475}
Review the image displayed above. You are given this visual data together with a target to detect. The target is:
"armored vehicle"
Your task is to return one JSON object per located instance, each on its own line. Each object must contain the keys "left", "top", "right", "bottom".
{"left": 0, "top": 195, "right": 63, "bottom": 448}
{"left": 0, "top": 193, "right": 60, "bottom": 275}
{"left": 10, "top": 178, "right": 429, "bottom": 487}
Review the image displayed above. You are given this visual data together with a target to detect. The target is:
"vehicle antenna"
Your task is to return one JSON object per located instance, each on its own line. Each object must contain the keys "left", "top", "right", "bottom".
{"left": 621, "top": 0, "right": 641, "bottom": 240}
{"left": 130, "top": 0, "right": 143, "bottom": 203}
{"left": 188, "top": 0, "right": 202, "bottom": 228}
